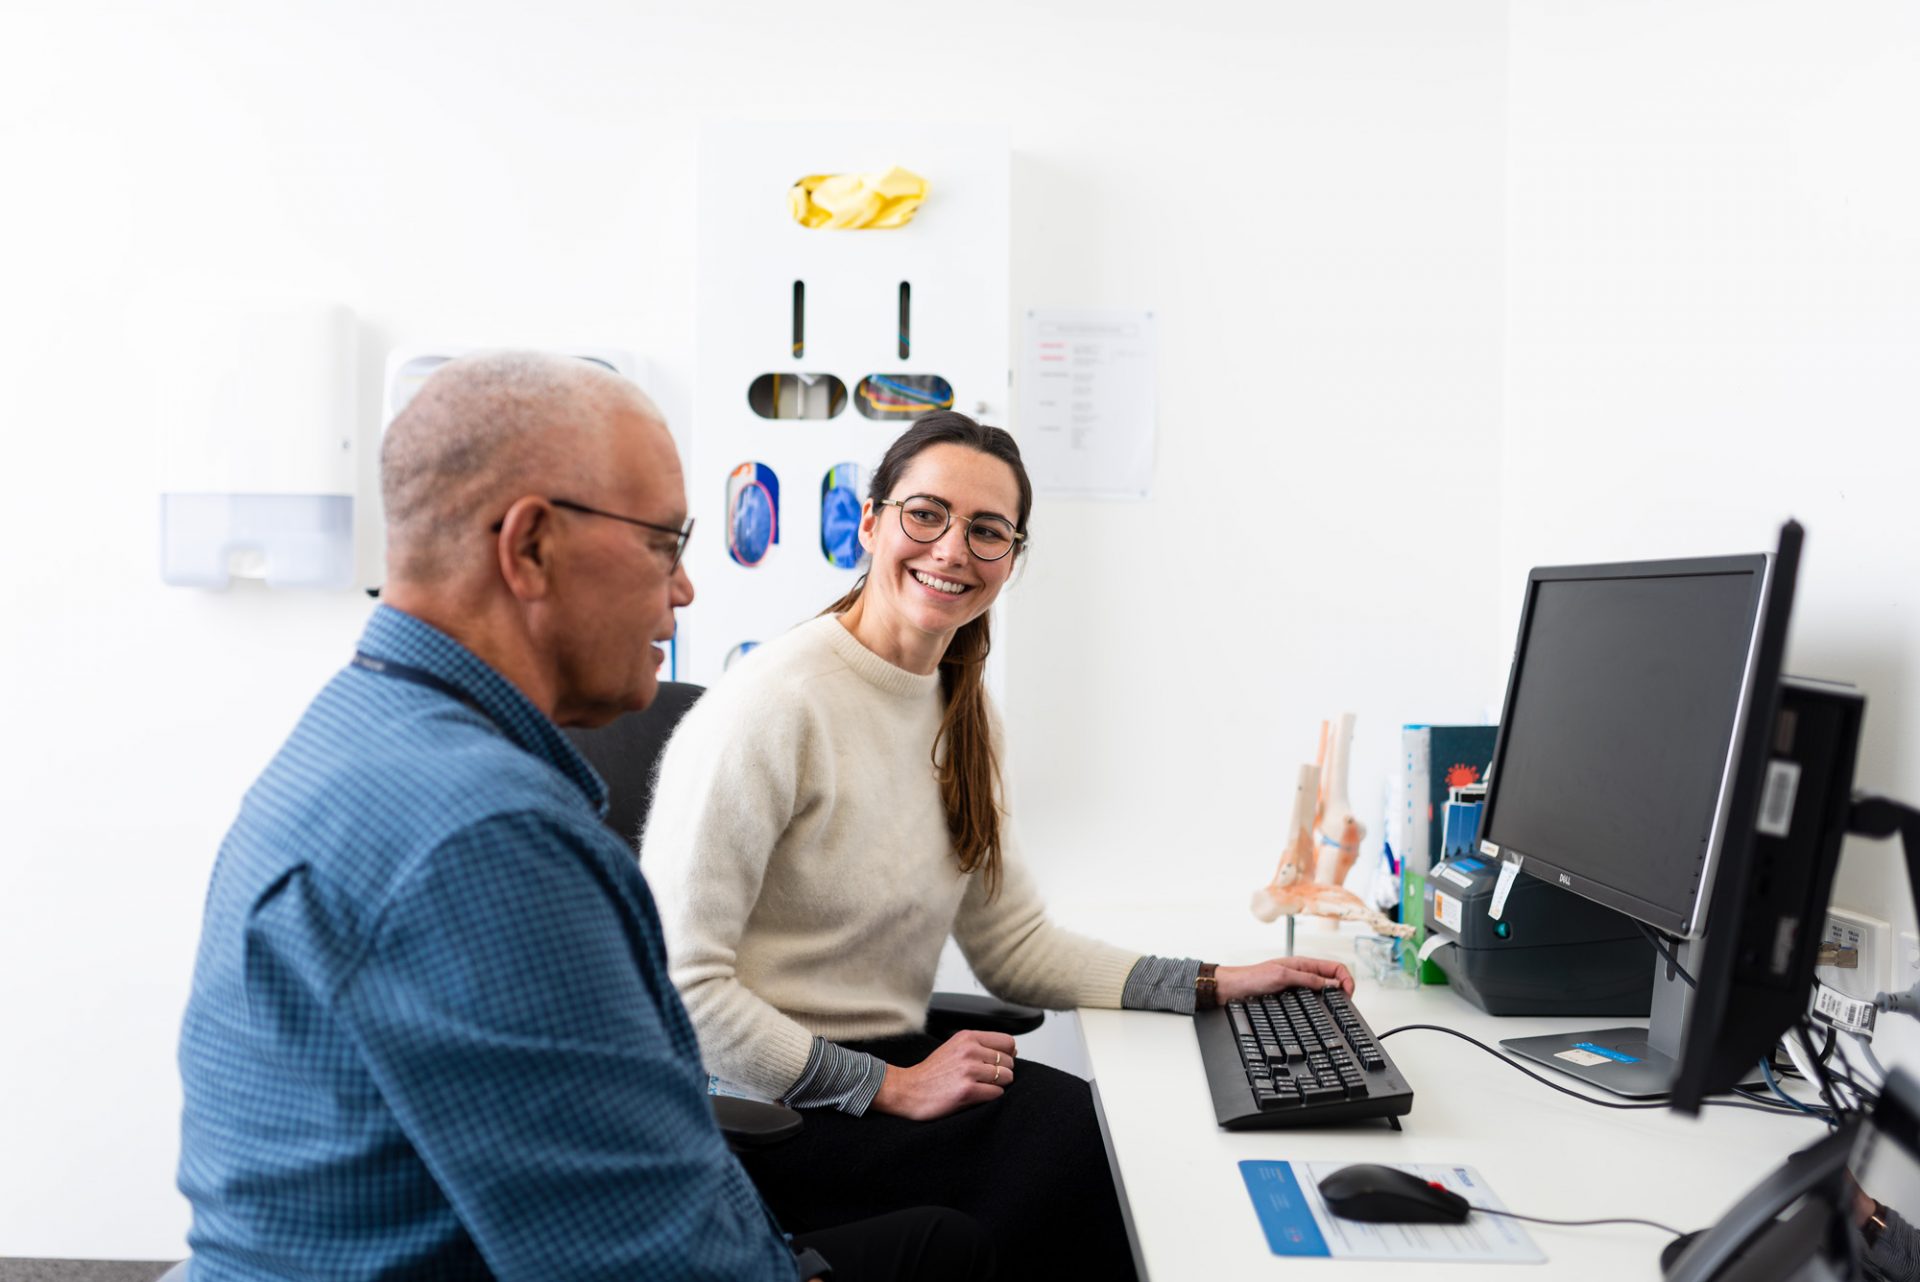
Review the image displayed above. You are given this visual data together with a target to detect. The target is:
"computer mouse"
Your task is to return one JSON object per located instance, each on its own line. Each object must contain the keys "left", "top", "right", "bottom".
{"left": 1317, "top": 1164, "right": 1472, "bottom": 1224}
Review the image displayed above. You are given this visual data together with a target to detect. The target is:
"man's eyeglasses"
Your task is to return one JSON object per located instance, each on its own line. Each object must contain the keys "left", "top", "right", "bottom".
{"left": 878, "top": 496, "right": 1026, "bottom": 562}
{"left": 491, "top": 498, "right": 695, "bottom": 573}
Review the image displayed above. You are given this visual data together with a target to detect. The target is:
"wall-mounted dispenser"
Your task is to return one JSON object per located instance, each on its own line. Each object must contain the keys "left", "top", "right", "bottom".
{"left": 687, "top": 123, "right": 1009, "bottom": 685}
{"left": 157, "top": 303, "right": 358, "bottom": 590}
{"left": 382, "top": 346, "right": 642, "bottom": 424}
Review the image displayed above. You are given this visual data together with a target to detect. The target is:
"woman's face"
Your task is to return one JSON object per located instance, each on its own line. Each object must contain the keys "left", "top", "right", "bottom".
{"left": 858, "top": 442, "right": 1024, "bottom": 650}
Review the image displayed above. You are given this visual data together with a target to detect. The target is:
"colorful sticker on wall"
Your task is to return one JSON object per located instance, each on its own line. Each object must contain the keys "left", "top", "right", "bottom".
{"left": 726, "top": 462, "right": 780, "bottom": 567}
{"left": 820, "top": 462, "right": 864, "bottom": 569}
{"left": 725, "top": 641, "right": 760, "bottom": 670}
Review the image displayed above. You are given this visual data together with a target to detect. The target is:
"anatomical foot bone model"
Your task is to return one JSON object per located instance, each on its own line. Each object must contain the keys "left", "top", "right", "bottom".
{"left": 1312, "top": 713, "right": 1365, "bottom": 888}
{"left": 1251, "top": 719, "right": 1413, "bottom": 939}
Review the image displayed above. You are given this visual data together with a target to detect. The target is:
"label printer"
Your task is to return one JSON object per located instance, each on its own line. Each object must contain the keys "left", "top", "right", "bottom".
{"left": 1422, "top": 854, "right": 1656, "bottom": 1016}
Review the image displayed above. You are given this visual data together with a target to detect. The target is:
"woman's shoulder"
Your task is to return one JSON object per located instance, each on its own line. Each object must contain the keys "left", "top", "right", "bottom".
{"left": 680, "top": 617, "right": 851, "bottom": 728}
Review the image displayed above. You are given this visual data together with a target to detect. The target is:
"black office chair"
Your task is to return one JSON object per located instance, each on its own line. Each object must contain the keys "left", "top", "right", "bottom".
{"left": 564, "top": 681, "right": 1044, "bottom": 1143}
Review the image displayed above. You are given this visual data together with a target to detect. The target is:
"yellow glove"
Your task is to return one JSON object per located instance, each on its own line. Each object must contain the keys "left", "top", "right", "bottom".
{"left": 789, "top": 167, "right": 929, "bottom": 229}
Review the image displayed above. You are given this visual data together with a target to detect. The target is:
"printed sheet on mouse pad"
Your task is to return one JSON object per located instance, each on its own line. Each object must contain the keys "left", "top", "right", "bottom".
{"left": 1239, "top": 1161, "right": 1545, "bottom": 1263}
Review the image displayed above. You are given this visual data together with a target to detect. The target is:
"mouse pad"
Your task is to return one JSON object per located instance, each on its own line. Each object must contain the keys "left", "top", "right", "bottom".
{"left": 1239, "top": 1161, "right": 1545, "bottom": 1263}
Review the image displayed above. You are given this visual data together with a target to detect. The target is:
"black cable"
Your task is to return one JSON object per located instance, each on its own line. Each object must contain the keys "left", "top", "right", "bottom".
{"left": 1794, "top": 1020, "right": 1848, "bottom": 1119}
{"left": 1816, "top": 1037, "right": 1880, "bottom": 1111}
{"left": 1732, "top": 1085, "right": 1836, "bottom": 1120}
{"left": 1827, "top": 1074, "right": 1878, "bottom": 1110}
{"left": 1769, "top": 1024, "right": 1837, "bottom": 1078}
{"left": 1768, "top": 1048, "right": 1801, "bottom": 1080}
{"left": 1376, "top": 1024, "right": 1829, "bottom": 1118}
{"left": 1634, "top": 921, "right": 1697, "bottom": 988}
{"left": 1471, "top": 1205, "right": 1687, "bottom": 1238}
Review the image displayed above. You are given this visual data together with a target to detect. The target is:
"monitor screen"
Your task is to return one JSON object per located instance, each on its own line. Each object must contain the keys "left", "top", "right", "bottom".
{"left": 1480, "top": 555, "right": 1772, "bottom": 938}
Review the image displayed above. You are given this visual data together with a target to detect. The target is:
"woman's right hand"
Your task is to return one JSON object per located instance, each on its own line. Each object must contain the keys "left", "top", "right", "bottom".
{"left": 870, "top": 1029, "right": 1019, "bottom": 1120}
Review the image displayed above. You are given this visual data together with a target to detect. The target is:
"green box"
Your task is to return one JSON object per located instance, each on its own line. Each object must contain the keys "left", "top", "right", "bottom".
{"left": 1400, "top": 872, "right": 1450, "bottom": 985}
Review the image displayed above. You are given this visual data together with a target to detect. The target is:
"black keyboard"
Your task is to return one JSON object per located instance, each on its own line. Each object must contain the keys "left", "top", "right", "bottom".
{"left": 1194, "top": 987, "right": 1414, "bottom": 1130}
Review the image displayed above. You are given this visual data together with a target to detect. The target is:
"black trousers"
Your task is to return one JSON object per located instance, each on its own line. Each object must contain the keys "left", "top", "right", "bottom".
{"left": 793, "top": 1206, "right": 995, "bottom": 1282}
{"left": 746, "top": 1035, "right": 1138, "bottom": 1282}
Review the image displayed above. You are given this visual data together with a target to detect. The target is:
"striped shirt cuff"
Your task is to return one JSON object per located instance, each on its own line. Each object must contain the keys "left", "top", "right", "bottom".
{"left": 781, "top": 1037, "right": 888, "bottom": 1116}
{"left": 1122, "top": 955, "right": 1203, "bottom": 1014}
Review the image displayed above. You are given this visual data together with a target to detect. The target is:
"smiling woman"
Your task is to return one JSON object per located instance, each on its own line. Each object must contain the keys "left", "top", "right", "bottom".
{"left": 642, "top": 411, "right": 1352, "bottom": 1277}
{"left": 823, "top": 418, "right": 1031, "bottom": 896}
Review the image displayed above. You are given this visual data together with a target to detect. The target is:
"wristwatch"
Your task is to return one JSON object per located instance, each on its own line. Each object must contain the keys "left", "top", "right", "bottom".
{"left": 1195, "top": 962, "right": 1220, "bottom": 1010}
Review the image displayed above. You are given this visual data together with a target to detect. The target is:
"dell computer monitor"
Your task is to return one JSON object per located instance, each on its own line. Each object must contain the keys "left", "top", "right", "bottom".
{"left": 1478, "top": 527, "right": 1798, "bottom": 1098}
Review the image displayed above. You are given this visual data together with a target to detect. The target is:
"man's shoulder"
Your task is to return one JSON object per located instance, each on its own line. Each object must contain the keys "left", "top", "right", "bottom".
{"left": 235, "top": 671, "right": 613, "bottom": 913}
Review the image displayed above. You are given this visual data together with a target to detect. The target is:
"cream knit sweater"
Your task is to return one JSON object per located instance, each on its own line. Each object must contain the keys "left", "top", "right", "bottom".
{"left": 643, "top": 615, "right": 1142, "bottom": 1100}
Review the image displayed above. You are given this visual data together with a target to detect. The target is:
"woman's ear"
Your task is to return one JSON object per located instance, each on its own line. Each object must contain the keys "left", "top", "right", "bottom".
{"left": 858, "top": 500, "right": 878, "bottom": 554}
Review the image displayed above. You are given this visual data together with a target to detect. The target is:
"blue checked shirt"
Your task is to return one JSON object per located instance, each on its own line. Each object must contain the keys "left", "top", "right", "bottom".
{"left": 177, "top": 606, "right": 799, "bottom": 1281}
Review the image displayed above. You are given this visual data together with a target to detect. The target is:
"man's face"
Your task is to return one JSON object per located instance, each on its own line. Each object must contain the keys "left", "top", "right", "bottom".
{"left": 545, "top": 408, "right": 694, "bottom": 727}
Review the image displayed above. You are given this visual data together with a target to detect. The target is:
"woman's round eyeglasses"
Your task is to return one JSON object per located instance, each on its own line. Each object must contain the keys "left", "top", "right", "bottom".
{"left": 878, "top": 496, "right": 1026, "bottom": 562}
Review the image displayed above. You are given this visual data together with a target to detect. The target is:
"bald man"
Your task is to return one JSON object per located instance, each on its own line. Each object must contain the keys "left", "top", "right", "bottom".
{"left": 176, "top": 354, "right": 989, "bottom": 1281}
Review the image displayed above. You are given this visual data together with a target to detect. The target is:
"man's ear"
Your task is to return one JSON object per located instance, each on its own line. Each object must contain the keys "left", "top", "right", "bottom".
{"left": 496, "top": 497, "right": 557, "bottom": 602}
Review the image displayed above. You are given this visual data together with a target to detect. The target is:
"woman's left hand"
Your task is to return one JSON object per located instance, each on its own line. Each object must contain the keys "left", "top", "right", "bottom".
{"left": 1215, "top": 956, "right": 1354, "bottom": 1004}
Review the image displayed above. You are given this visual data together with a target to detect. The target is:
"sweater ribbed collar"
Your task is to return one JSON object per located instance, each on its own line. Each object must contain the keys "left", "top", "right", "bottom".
{"left": 815, "top": 614, "right": 942, "bottom": 701}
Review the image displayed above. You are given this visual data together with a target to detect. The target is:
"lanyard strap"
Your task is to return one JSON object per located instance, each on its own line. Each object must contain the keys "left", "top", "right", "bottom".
{"left": 351, "top": 651, "right": 493, "bottom": 726}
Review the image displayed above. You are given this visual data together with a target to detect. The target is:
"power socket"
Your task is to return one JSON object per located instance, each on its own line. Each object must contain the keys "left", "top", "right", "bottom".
{"left": 1815, "top": 908, "right": 1890, "bottom": 1003}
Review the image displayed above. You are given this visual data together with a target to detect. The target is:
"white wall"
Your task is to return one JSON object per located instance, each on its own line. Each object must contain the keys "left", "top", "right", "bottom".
{"left": 1502, "top": 0, "right": 1920, "bottom": 1037}
{"left": 1002, "top": 7, "right": 1509, "bottom": 914}
{"left": 6, "top": 0, "right": 1781, "bottom": 1260}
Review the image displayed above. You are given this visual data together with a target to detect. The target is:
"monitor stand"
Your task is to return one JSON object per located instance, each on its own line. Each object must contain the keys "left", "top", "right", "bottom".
{"left": 1499, "top": 936, "right": 1760, "bottom": 1098}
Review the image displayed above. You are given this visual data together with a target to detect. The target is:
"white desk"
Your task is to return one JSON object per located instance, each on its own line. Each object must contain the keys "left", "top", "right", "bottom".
{"left": 1070, "top": 912, "right": 1823, "bottom": 1280}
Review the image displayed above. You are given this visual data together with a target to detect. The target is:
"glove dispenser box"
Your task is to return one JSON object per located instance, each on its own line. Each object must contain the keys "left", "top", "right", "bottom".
{"left": 157, "top": 303, "right": 358, "bottom": 590}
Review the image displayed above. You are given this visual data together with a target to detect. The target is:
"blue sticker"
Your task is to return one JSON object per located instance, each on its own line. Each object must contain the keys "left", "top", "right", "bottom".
{"left": 820, "top": 462, "right": 864, "bottom": 569}
{"left": 726, "top": 462, "right": 780, "bottom": 567}
{"left": 1454, "top": 857, "right": 1487, "bottom": 873}
{"left": 1572, "top": 1042, "right": 1642, "bottom": 1063}
{"left": 1239, "top": 1162, "right": 1331, "bottom": 1257}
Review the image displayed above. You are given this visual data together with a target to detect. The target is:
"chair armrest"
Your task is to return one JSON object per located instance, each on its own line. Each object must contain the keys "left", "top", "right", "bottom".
{"left": 710, "top": 1095, "right": 804, "bottom": 1149}
{"left": 925, "top": 991, "right": 1046, "bottom": 1037}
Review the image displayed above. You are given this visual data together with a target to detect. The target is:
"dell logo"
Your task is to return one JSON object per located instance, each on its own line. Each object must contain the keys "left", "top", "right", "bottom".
{"left": 1559, "top": 873, "right": 1571, "bottom": 885}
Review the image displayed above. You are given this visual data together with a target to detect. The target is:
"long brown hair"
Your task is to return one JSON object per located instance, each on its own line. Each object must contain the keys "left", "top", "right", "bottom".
{"left": 822, "top": 411, "right": 1033, "bottom": 899}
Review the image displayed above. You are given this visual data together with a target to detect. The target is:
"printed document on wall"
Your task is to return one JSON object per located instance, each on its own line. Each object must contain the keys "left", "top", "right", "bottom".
{"left": 1018, "top": 308, "right": 1157, "bottom": 498}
